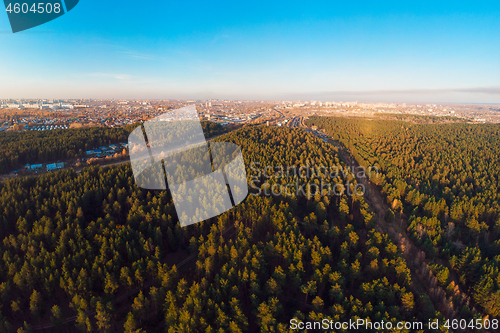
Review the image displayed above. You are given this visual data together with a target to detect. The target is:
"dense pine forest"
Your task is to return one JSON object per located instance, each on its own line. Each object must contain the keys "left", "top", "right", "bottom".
{"left": 0, "top": 122, "right": 226, "bottom": 174}
{"left": 0, "top": 125, "right": 446, "bottom": 332}
{"left": 307, "top": 116, "right": 500, "bottom": 321}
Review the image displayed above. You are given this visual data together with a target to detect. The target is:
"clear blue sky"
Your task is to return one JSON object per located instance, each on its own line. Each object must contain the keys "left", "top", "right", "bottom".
{"left": 0, "top": 1, "right": 499, "bottom": 103}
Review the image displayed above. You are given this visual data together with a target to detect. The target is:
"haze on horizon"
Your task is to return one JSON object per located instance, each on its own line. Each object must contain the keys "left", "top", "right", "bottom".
{"left": 0, "top": 1, "right": 498, "bottom": 104}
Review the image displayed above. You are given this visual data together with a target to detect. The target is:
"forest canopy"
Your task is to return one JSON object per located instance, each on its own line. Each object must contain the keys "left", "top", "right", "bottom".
{"left": 307, "top": 115, "right": 500, "bottom": 319}
{"left": 0, "top": 125, "right": 441, "bottom": 332}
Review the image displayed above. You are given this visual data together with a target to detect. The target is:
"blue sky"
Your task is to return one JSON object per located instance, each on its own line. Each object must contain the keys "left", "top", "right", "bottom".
{"left": 0, "top": 1, "right": 499, "bottom": 103}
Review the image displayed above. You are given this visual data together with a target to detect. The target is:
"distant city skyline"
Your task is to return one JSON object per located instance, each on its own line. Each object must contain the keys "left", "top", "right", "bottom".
{"left": 1, "top": 95, "right": 500, "bottom": 106}
{"left": 0, "top": 1, "right": 499, "bottom": 103}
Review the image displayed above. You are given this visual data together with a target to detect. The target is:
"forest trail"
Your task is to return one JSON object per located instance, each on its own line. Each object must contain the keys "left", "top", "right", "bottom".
{"left": 299, "top": 118, "right": 437, "bottom": 304}
{"left": 335, "top": 143, "right": 427, "bottom": 290}
{"left": 330, "top": 137, "right": 484, "bottom": 332}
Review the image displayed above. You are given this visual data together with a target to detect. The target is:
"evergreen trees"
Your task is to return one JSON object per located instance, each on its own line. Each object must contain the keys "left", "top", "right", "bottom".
{"left": 0, "top": 125, "right": 442, "bottom": 331}
{"left": 0, "top": 121, "right": 225, "bottom": 174}
{"left": 308, "top": 115, "right": 500, "bottom": 318}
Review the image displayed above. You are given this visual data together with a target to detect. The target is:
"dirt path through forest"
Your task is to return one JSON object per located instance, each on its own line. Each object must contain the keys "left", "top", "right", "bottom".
{"left": 330, "top": 137, "right": 484, "bottom": 332}
{"left": 334, "top": 143, "right": 428, "bottom": 290}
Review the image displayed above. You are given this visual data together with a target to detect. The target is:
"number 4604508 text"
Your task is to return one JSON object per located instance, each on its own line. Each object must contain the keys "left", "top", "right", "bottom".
{"left": 5, "top": 3, "right": 61, "bottom": 14}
